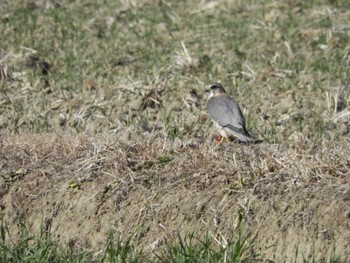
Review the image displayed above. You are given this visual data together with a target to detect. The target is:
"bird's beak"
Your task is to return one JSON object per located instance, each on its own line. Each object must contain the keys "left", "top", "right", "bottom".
{"left": 204, "top": 84, "right": 211, "bottom": 93}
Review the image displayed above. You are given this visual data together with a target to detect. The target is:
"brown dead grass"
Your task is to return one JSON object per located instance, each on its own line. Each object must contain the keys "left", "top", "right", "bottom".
{"left": 1, "top": 131, "right": 349, "bottom": 261}
{"left": 1, "top": 1, "right": 350, "bottom": 261}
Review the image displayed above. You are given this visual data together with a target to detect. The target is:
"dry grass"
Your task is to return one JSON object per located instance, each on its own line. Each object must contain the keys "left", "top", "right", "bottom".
{"left": 1, "top": 0, "right": 350, "bottom": 261}
{"left": 1, "top": 131, "right": 349, "bottom": 261}
{"left": 1, "top": 0, "right": 350, "bottom": 141}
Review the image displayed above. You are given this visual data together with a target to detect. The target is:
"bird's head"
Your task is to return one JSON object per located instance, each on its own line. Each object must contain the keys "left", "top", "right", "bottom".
{"left": 206, "top": 83, "right": 227, "bottom": 99}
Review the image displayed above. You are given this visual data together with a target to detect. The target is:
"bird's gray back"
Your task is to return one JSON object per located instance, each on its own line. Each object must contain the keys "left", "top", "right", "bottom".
{"left": 207, "top": 96, "right": 245, "bottom": 128}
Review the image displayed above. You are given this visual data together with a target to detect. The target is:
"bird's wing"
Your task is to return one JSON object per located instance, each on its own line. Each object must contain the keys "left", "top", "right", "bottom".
{"left": 207, "top": 96, "right": 253, "bottom": 142}
{"left": 207, "top": 96, "right": 245, "bottom": 128}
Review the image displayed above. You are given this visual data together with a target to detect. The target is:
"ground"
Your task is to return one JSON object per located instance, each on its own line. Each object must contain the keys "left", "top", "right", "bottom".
{"left": 1, "top": 134, "right": 349, "bottom": 261}
{"left": 0, "top": 0, "right": 350, "bottom": 262}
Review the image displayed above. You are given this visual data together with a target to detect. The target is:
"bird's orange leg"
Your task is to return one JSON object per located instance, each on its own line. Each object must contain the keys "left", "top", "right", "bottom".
{"left": 214, "top": 134, "right": 225, "bottom": 144}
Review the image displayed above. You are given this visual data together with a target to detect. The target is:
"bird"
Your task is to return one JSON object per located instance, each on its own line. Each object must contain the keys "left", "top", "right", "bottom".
{"left": 206, "top": 83, "right": 254, "bottom": 143}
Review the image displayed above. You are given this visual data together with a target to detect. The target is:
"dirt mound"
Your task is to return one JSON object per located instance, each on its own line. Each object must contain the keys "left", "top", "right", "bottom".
{"left": 0, "top": 133, "right": 349, "bottom": 261}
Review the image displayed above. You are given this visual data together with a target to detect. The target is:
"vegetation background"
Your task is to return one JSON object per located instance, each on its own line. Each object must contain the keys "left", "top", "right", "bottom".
{"left": 0, "top": 0, "right": 349, "bottom": 262}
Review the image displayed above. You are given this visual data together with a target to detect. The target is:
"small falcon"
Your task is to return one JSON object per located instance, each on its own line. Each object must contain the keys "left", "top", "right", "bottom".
{"left": 206, "top": 83, "right": 254, "bottom": 143}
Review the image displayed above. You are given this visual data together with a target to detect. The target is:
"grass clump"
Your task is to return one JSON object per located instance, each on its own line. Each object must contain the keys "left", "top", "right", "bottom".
{"left": 0, "top": 219, "right": 143, "bottom": 263}
{"left": 0, "top": 220, "right": 89, "bottom": 263}
{"left": 101, "top": 233, "right": 142, "bottom": 263}
{"left": 0, "top": 219, "right": 259, "bottom": 263}
{"left": 1, "top": 218, "right": 346, "bottom": 262}
{"left": 156, "top": 224, "right": 257, "bottom": 263}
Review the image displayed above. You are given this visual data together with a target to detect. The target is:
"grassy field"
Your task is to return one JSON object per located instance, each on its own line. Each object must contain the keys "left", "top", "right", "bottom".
{"left": 1, "top": 0, "right": 350, "bottom": 262}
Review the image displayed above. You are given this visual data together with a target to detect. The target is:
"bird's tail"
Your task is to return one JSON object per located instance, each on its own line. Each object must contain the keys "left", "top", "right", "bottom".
{"left": 225, "top": 125, "right": 255, "bottom": 143}
{"left": 234, "top": 131, "right": 255, "bottom": 143}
